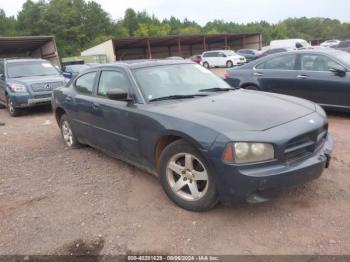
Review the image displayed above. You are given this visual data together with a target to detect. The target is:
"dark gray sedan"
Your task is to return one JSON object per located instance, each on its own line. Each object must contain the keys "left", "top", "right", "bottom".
{"left": 52, "top": 60, "right": 332, "bottom": 211}
{"left": 225, "top": 49, "right": 350, "bottom": 112}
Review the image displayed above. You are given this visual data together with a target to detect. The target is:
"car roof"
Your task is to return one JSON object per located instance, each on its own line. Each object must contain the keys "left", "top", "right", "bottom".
{"left": 91, "top": 59, "right": 194, "bottom": 70}
{"left": 203, "top": 50, "right": 227, "bottom": 53}
{"left": 287, "top": 48, "right": 347, "bottom": 56}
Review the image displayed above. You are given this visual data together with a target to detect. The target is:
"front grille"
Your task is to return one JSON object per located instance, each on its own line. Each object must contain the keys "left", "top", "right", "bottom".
{"left": 31, "top": 81, "right": 64, "bottom": 92}
{"left": 284, "top": 125, "right": 327, "bottom": 162}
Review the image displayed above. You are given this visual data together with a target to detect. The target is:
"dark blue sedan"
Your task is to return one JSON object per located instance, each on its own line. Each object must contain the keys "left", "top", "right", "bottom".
{"left": 225, "top": 49, "right": 350, "bottom": 113}
{"left": 52, "top": 60, "right": 333, "bottom": 211}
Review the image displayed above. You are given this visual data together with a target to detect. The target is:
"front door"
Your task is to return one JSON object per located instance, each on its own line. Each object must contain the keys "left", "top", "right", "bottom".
{"left": 89, "top": 70, "right": 140, "bottom": 162}
{"left": 297, "top": 53, "right": 350, "bottom": 108}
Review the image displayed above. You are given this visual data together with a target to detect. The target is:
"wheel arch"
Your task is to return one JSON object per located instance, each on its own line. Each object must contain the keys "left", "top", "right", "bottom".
{"left": 154, "top": 131, "right": 205, "bottom": 170}
{"left": 240, "top": 82, "right": 260, "bottom": 90}
{"left": 55, "top": 107, "right": 66, "bottom": 124}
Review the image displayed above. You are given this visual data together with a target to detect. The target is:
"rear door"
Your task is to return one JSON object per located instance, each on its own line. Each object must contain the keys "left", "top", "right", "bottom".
{"left": 65, "top": 71, "right": 99, "bottom": 143}
{"left": 253, "top": 53, "right": 300, "bottom": 96}
{"left": 296, "top": 53, "right": 350, "bottom": 107}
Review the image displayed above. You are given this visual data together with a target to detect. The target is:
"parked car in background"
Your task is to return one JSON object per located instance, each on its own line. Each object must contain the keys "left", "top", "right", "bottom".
{"left": 260, "top": 48, "right": 289, "bottom": 58}
{"left": 63, "top": 64, "right": 90, "bottom": 79}
{"left": 201, "top": 50, "right": 246, "bottom": 68}
{"left": 189, "top": 55, "right": 202, "bottom": 64}
{"left": 0, "top": 58, "right": 66, "bottom": 116}
{"left": 225, "top": 49, "right": 350, "bottom": 112}
{"left": 335, "top": 40, "right": 350, "bottom": 53}
{"left": 236, "top": 49, "right": 261, "bottom": 62}
{"left": 52, "top": 60, "right": 332, "bottom": 211}
{"left": 270, "top": 39, "right": 310, "bottom": 50}
{"left": 320, "top": 39, "right": 341, "bottom": 48}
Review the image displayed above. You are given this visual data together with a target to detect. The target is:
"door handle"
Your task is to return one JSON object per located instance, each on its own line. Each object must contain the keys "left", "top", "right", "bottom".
{"left": 92, "top": 102, "right": 100, "bottom": 110}
{"left": 65, "top": 96, "right": 72, "bottom": 102}
{"left": 254, "top": 72, "right": 264, "bottom": 76}
{"left": 297, "top": 74, "right": 309, "bottom": 79}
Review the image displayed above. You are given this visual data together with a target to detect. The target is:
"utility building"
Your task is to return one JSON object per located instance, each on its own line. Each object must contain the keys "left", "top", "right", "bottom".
{"left": 81, "top": 33, "right": 262, "bottom": 62}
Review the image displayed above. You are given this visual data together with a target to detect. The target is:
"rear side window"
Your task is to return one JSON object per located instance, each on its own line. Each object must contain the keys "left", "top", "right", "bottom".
{"left": 301, "top": 54, "right": 342, "bottom": 72}
{"left": 256, "top": 54, "right": 296, "bottom": 70}
{"left": 75, "top": 72, "right": 96, "bottom": 95}
{"left": 97, "top": 71, "right": 131, "bottom": 97}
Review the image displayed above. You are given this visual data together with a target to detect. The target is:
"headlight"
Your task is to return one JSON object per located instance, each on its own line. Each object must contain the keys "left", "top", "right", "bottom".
{"left": 222, "top": 142, "right": 274, "bottom": 164}
{"left": 8, "top": 82, "right": 27, "bottom": 93}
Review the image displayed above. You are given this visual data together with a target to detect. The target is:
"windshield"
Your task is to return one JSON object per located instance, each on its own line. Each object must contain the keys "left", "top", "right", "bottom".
{"left": 133, "top": 64, "right": 232, "bottom": 102}
{"left": 66, "top": 64, "right": 90, "bottom": 73}
{"left": 224, "top": 50, "right": 237, "bottom": 56}
{"left": 7, "top": 61, "right": 60, "bottom": 78}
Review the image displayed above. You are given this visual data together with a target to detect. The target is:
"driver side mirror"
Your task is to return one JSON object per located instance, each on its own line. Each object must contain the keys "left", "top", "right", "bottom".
{"left": 106, "top": 88, "right": 131, "bottom": 101}
{"left": 0, "top": 74, "right": 5, "bottom": 81}
{"left": 329, "top": 65, "right": 347, "bottom": 77}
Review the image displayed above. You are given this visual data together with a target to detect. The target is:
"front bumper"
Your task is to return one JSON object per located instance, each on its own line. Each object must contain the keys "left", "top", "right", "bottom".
{"left": 10, "top": 92, "right": 52, "bottom": 108}
{"left": 213, "top": 134, "right": 333, "bottom": 204}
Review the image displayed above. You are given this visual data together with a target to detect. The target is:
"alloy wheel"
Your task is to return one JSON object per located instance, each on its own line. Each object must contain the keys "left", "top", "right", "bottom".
{"left": 166, "top": 153, "right": 209, "bottom": 201}
{"left": 7, "top": 99, "right": 14, "bottom": 115}
{"left": 62, "top": 120, "right": 74, "bottom": 147}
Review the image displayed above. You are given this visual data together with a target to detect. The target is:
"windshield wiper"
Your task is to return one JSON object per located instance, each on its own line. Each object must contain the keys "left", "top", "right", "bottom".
{"left": 199, "top": 87, "right": 236, "bottom": 92}
{"left": 149, "top": 94, "right": 207, "bottom": 102}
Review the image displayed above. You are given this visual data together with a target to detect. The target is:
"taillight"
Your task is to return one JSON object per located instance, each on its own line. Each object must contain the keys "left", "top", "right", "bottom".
{"left": 224, "top": 71, "right": 229, "bottom": 79}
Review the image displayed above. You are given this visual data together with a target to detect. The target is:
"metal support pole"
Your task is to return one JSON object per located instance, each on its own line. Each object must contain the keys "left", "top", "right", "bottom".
{"left": 147, "top": 39, "right": 152, "bottom": 59}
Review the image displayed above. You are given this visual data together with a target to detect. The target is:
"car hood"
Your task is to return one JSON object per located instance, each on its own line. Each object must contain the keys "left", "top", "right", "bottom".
{"left": 147, "top": 90, "right": 316, "bottom": 132}
{"left": 8, "top": 75, "right": 66, "bottom": 85}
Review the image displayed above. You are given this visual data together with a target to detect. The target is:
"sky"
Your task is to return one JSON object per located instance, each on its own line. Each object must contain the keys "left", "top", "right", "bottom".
{"left": 1, "top": 0, "right": 350, "bottom": 25}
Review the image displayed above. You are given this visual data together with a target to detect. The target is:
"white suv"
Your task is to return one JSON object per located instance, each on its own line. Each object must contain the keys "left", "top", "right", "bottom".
{"left": 201, "top": 50, "right": 246, "bottom": 68}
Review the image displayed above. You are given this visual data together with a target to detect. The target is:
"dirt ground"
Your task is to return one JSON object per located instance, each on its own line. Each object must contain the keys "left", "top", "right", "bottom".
{"left": 0, "top": 79, "right": 349, "bottom": 255}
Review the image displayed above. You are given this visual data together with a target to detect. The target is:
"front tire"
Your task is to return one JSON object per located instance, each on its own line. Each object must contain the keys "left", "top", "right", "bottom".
{"left": 6, "top": 96, "right": 20, "bottom": 117}
{"left": 59, "top": 114, "right": 82, "bottom": 148}
{"left": 159, "top": 139, "right": 218, "bottom": 211}
{"left": 226, "top": 60, "right": 234, "bottom": 68}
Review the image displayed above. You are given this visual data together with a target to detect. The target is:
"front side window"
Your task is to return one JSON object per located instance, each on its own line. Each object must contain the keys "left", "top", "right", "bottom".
{"left": 301, "top": 54, "right": 341, "bottom": 72}
{"left": 7, "top": 61, "right": 60, "bottom": 78}
{"left": 133, "top": 64, "right": 231, "bottom": 102}
{"left": 75, "top": 72, "right": 96, "bottom": 95}
{"left": 97, "top": 71, "right": 131, "bottom": 97}
{"left": 256, "top": 54, "right": 296, "bottom": 70}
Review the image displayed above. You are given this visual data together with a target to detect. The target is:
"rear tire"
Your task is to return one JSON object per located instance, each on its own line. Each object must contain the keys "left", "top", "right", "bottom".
{"left": 203, "top": 62, "right": 209, "bottom": 69}
{"left": 59, "top": 114, "right": 82, "bottom": 149}
{"left": 6, "top": 96, "right": 20, "bottom": 117}
{"left": 226, "top": 60, "right": 234, "bottom": 68}
{"left": 159, "top": 139, "right": 218, "bottom": 212}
